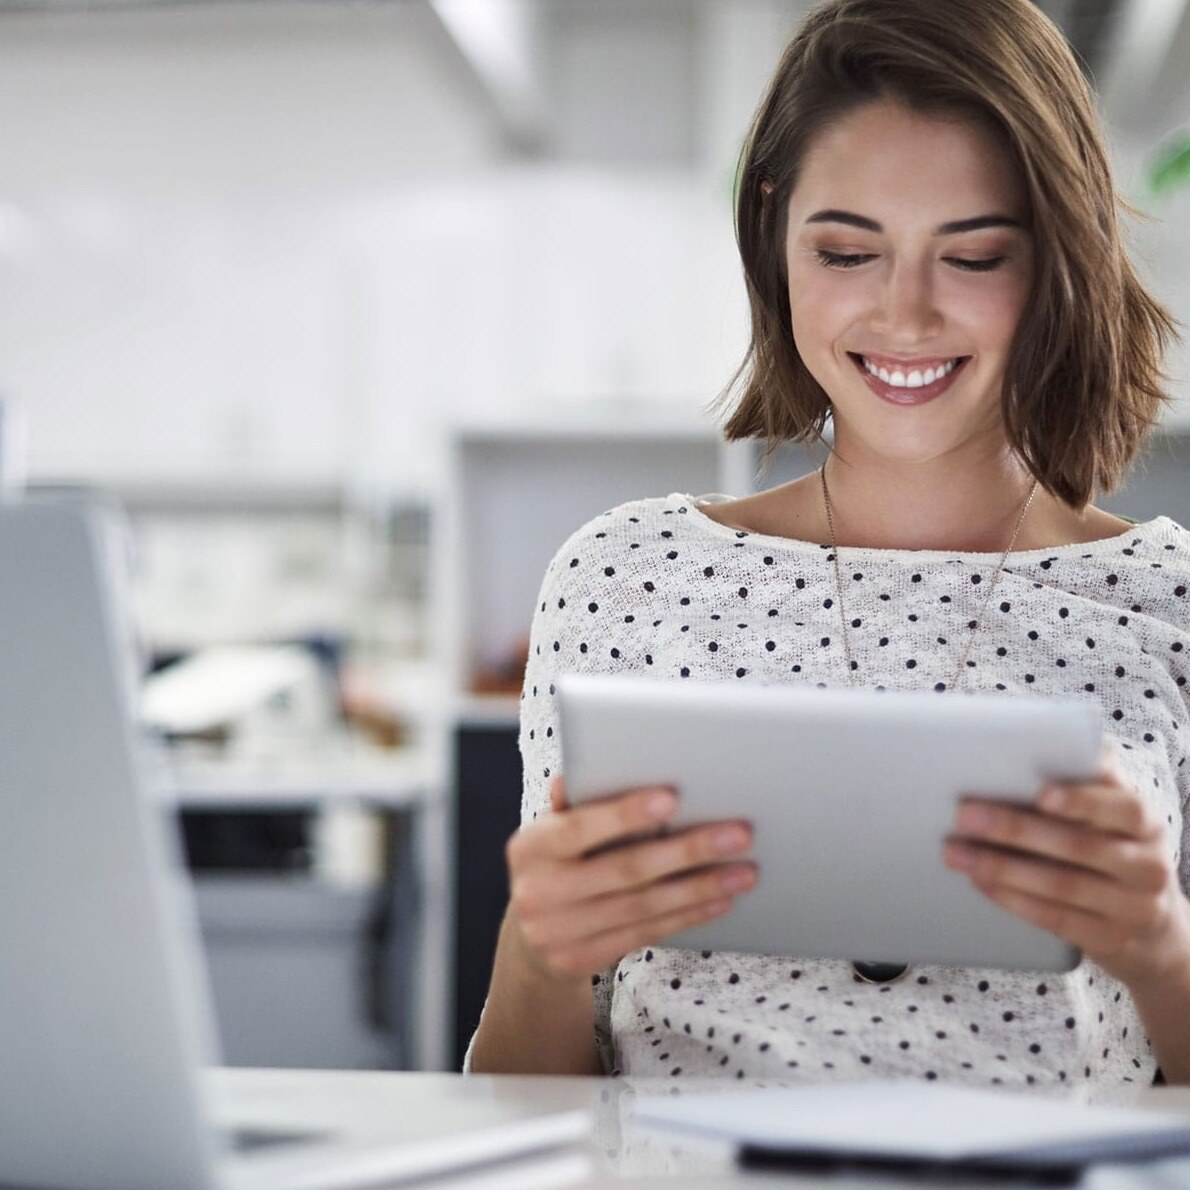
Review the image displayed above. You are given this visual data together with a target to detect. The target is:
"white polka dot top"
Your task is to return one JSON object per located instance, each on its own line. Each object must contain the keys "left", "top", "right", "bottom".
{"left": 512, "top": 492, "right": 1190, "bottom": 1100}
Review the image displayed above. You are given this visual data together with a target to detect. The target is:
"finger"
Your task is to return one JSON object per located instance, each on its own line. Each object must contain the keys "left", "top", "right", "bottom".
{"left": 954, "top": 799, "right": 1166, "bottom": 884}
{"left": 529, "top": 783, "right": 680, "bottom": 861}
{"left": 945, "top": 840, "right": 1164, "bottom": 925}
{"left": 513, "top": 820, "right": 753, "bottom": 917}
{"left": 1097, "top": 741, "right": 1126, "bottom": 784}
{"left": 970, "top": 881, "right": 1131, "bottom": 958}
{"left": 547, "top": 892, "right": 739, "bottom": 978}
{"left": 566, "top": 820, "right": 754, "bottom": 901}
{"left": 1035, "top": 779, "right": 1163, "bottom": 842}
{"left": 548, "top": 775, "right": 568, "bottom": 814}
{"left": 521, "top": 862, "right": 758, "bottom": 951}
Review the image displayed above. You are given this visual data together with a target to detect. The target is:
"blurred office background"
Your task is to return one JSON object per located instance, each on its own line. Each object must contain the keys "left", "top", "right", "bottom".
{"left": 0, "top": 0, "right": 1186, "bottom": 1073}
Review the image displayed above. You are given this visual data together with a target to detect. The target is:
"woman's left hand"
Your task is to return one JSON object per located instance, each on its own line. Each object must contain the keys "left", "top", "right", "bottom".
{"left": 943, "top": 752, "right": 1190, "bottom": 992}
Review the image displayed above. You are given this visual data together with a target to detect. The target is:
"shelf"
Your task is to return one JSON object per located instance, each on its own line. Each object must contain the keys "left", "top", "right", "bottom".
{"left": 447, "top": 403, "right": 724, "bottom": 441}
{"left": 435, "top": 424, "right": 729, "bottom": 704}
{"left": 451, "top": 694, "right": 521, "bottom": 728}
{"left": 28, "top": 480, "right": 355, "bottom": 517}
{"left": 160, "top": 743, "right": 438, "bottom": 810}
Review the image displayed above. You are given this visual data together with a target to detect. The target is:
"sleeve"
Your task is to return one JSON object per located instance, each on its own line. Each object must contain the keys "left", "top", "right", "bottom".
{"left": 463, "top": 516, "right": 622, "bottom": 1074}
{"left": 1162, "top": 540, "right": 1190, "bottom": 895}
{"left": 1178, "top": 742, "right": 1190, "bottom": 902}
{"left": 1147, "top": 602, "right": 1190, "bottom": 900}
{"left": 516, "top": 525, "right": 620, "bottom": 1073}
{"left": 1105, "top": 532, "right": 1190, "bottom": 901}
{"left": 1173, "top": 692, "right": 1190, "bottom": 901}
{"left": 1162, "top": 578, "right": 1190, "bottom": 897}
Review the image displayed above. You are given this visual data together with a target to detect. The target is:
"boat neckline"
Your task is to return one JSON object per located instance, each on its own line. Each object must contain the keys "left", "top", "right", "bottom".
{"left": 673, "top": 492, "right": 1175, "bottom": 564}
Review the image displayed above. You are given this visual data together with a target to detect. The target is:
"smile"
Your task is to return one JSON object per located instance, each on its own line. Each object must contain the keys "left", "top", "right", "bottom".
{"left": 847, "top": 352, "right": 971, "bottom": 406}
{"left": 858, "top": 355, "right": 962, "bottom": 388}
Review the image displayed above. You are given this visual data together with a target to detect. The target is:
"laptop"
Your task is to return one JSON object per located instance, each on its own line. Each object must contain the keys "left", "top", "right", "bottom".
{"left": 0, "top": 498, "right": 590, "bottom": 1190}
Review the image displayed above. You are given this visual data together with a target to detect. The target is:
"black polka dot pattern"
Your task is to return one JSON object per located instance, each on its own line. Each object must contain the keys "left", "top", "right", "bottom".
{"left": 501, "top": 493, "right": 1190, "bottom": 1098}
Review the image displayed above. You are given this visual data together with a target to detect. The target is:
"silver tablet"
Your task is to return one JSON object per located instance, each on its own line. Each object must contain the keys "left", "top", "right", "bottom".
{"left": 556, "top": 673, "right": 1104, "bottom": 972}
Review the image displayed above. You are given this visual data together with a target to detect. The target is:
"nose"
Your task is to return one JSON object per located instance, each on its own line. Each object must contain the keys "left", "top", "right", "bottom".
{"left": 870, "top": 260, "right": 942, "bottom": 343}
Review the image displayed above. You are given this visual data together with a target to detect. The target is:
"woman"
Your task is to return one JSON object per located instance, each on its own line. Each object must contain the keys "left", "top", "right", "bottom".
{"left": 467, "top": 0, "right": 1190, "bottom": 1096}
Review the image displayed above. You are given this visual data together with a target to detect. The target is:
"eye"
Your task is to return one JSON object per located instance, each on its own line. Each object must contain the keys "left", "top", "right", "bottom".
{"left": 947, "top": 257, "right": 1007, "bottom": 273}
{"left": 815, "top": 249, "right": 874, "bottom": 269}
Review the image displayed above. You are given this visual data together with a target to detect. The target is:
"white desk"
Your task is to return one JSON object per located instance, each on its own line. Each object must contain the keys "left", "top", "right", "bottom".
{"left": 210, "top": 1068, "right": 1190, "bottom": 1187}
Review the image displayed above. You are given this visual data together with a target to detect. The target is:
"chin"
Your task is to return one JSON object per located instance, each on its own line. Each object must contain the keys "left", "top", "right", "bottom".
{"left": 825, "top": 379, "right": 1002, "bottom": 454}
{"left": 828, "top": 410, "right": 985, "bottom": 463}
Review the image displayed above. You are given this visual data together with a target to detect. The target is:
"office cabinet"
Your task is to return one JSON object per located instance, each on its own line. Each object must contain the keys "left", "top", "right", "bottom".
{"left": 196, "top": 873, "right": 399, "bottom": 1070}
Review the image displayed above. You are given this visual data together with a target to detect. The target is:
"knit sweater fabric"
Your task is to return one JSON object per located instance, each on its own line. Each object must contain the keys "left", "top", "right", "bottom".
{"left": 509, "top": 492, "right": 1190, "bottom": 1100}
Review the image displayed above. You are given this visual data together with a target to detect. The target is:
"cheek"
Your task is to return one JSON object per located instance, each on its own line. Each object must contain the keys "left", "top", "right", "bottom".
{"left": 788, "top": 262, "right": 867, "bottom": 357}
{"left": 940, "top": 273, "right": 1032, "bottom": 349}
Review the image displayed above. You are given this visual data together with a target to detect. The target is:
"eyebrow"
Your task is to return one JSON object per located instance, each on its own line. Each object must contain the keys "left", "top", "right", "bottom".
{"left": 804, "top": 209, "right": 1026, "bottom": 235}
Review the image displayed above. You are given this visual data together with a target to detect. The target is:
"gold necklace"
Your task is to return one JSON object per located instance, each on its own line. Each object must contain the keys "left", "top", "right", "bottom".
{"left": 819, "top": 463, "right": 1039, "bottom": 693}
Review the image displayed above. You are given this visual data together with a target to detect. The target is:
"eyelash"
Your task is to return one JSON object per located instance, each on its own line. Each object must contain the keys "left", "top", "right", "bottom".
{"left": 814, "top": 249, "right": 1007, "bottom": 273}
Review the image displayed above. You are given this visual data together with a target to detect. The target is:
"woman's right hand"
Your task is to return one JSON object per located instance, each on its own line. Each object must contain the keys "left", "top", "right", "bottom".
{"left": 503, "top": 775, "right": 757, "bottom": 981}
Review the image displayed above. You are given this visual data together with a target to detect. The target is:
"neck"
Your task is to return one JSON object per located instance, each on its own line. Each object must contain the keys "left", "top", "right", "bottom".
{"left": 820, "top": 444, "right": 1044, "bottom": 553}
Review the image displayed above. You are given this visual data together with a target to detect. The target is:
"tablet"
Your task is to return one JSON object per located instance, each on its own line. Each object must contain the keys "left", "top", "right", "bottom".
{"left": 556, "top": 673, "right": 1104, "bottom": 972}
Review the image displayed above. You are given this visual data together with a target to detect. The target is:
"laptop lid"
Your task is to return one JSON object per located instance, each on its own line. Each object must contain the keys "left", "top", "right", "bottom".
{"left": 0, "top": 499, "right": 224, "bottom": 1190}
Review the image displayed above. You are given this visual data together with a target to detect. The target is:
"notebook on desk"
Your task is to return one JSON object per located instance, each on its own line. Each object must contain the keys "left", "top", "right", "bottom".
{"left": 633, "top": 1081, "right": 1190, "bottom": 1180}
{"left": 0, "top": 498, "right": 591, "bottom": 1190}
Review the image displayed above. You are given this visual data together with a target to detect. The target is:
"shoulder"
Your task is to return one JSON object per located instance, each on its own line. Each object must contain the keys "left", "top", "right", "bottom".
{"left": 529, "top": 493, "right": 726, "bottom": 626}
{"left": 1081, "top": 516, "right": 1190, "bottom": 634}
{"left": 1116, "top": 515, "right": 1190, "bottom": 577}
{"left": 1152, "top": 515, "right": 1190, "bottom": 558}
{"left": 1146, "top": 516, "right": 1190, "bottom": 615}
{"left": 540, "top": 493, "right": 701, "bottom": 581}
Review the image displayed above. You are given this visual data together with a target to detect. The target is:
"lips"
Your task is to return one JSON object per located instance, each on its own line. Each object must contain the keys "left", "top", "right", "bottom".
{"left": 847, "top": 352, "right": 971, "bottom": 406}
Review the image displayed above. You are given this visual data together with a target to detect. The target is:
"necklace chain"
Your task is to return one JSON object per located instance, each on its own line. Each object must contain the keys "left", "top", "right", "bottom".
{"left": 819, "top": 464, "right": 1039, "bottom": 692}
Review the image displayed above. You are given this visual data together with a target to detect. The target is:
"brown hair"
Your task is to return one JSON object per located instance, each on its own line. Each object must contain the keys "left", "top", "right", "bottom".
{"left": 710, "top": 0, "right": 1179, "bottom": 509}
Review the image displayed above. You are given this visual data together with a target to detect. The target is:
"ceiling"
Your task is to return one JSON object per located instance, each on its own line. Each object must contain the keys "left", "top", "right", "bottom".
{"left": 0, "top": 0, "right": 1184, "bottom": 154}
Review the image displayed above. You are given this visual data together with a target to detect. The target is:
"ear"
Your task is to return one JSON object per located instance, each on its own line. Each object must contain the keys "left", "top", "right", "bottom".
{"left": 760, "top": 181, "right": 775, "bottom": 199}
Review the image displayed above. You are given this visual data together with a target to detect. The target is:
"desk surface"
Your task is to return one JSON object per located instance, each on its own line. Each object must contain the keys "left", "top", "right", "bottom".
{"left": 209, "top": 1068, "right": 1190, "bottom": 1188}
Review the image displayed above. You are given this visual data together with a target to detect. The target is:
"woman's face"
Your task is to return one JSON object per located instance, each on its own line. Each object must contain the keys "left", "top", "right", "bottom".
{"left": 784, "top": 98, "right": 1034, "bottom": 463}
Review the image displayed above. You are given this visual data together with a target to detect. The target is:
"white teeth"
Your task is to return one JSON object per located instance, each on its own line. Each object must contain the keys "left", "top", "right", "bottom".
{"left": 862, "top": 357, "right": 959, "bottom": 387}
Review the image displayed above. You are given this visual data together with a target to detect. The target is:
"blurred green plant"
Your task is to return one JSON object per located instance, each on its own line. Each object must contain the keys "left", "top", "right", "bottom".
{"left": 1148, "top": 132, "right": 1190, "bottom": 198}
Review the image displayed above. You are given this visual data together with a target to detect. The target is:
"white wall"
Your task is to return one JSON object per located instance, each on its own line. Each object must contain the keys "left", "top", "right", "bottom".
{"left": 0, "top": 1, "right": 765, "bottom": 496}
{"left": 0, "top": 3, "right": 490, "bottom": 487}
{"left": 0, "top": 0, "right": 1183, "bottom": 497}
{"left": 0, "top": 3, "right": 511, "bottom": 488}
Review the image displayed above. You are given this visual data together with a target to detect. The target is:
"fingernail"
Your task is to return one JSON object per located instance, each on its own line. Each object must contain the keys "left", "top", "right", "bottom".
{"left": 713, "top": 826, "right": 750, "bottom": 854}
{"left": 647, "top": 791, "right": 677, "bottom": 820}
{"left": 723, "top": 866, "right": 756, "bottom": 892}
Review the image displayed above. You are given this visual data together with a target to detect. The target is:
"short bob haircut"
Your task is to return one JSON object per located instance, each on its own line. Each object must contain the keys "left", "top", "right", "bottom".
{"left": 713, "top": 0, "right": 1179, "bottom": 510}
